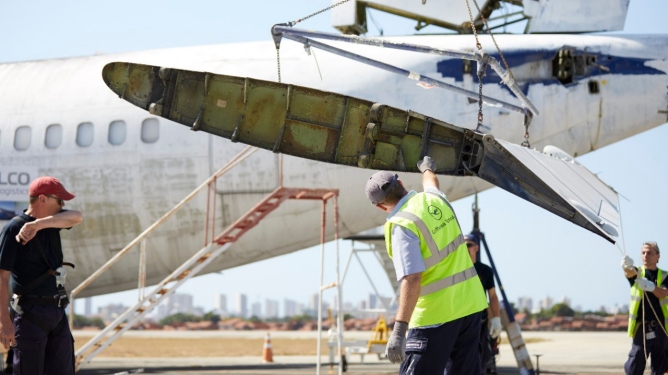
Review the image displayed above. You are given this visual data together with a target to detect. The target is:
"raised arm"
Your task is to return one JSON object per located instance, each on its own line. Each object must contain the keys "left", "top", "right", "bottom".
{"left": 417, "top": 156, "right": 439, "bottom": 190}
{"left": 16, "top": 210, "right": 83, "bottom": 245}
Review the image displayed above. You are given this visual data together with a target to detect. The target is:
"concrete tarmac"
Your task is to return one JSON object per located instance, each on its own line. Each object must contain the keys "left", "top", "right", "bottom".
{"left": 76, "top": 331, "right": 635, "bottom": 375}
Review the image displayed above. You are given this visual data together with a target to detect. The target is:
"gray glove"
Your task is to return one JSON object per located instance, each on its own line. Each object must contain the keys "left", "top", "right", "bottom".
{"left": 385, "top": 320, "right": 408, "bottom": 364}
{"left": 417, "top": 156, "right": 436, "bottom": 173}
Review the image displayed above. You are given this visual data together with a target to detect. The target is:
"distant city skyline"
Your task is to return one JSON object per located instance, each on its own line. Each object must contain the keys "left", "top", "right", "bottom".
{"left": 83, "top": 290, "right": 628, "bottom": 323}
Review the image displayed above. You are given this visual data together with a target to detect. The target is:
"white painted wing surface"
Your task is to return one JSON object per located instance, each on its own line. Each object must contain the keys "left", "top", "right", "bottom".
{"left": 477, "top": 136, "right": 620, "bottom": 243}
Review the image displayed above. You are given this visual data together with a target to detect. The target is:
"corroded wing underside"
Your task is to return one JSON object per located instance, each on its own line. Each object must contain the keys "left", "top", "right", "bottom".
{"left": 102, "top": 62, "right": 620, "bottom": 243}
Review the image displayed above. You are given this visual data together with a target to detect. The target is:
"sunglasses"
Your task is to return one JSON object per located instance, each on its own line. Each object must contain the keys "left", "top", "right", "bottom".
{"left": 466, "top": 242, "right": 477, "bottom": 248}
{"left": 45, "top": 195, "right": 64, "bottom": 206}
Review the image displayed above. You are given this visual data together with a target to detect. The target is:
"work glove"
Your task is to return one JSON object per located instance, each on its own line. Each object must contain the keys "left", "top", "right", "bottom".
{"left": 489, "top": 316, "right": 502, "bottom": 339}
{"left": 385, "top": 320, "right": 408, "bottom": 364}
{"left": 636, "top": 277, "right": 656, "bottom": 292}
{"left": 417, "top": 156, "right": 436, "bottom": 173}
{"left": 621, "top": 255, "right": 634, "bottom": 270}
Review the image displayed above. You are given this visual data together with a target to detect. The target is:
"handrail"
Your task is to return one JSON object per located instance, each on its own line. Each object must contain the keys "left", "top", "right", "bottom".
{"left": 68, "top": 145, "right": 257, "bottom": 323}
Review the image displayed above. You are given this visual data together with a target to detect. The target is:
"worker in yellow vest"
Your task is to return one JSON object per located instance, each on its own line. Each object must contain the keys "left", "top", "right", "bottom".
{"left": 364, "top": 156, "right": 487, "bottom": 375}
{"left": 621, "top": 241, "right": 668, "bottom": 375}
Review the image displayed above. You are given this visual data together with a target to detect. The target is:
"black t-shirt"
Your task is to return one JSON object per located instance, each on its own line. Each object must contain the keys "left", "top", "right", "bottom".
{"left": 0, "top": 212, "right": 64, "bottom": 296}
{"left": 475, "top": 261, "right": 495, "bottom": 321}
{"left": 627, "top": 268, "right": 668, "bottom": 323}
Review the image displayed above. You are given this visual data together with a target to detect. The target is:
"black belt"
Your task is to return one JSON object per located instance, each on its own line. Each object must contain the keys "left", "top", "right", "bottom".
{"left": 18, "top": 295, "right": 61, "bottom": 307}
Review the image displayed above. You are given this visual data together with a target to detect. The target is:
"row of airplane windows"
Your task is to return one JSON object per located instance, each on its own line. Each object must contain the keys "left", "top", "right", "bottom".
{"left": 2, "top": 118, "right": 160, "bottom": 151}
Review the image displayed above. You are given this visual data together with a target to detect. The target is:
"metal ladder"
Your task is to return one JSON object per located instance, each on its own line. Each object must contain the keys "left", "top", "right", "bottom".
{"left": 71, "top": 146, "right": 339, "bottom": 370}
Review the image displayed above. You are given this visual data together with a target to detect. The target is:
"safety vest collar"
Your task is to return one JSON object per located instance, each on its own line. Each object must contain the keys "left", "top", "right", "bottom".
{"left": 386, "top": 191, "right": 416, "bottom": 220}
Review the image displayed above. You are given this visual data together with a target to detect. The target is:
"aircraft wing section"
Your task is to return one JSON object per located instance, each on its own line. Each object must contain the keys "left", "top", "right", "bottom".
{"left": 102, "top": 61, "right": 619, "bottom": 243}
{"left": 477, "top": 136, "right": 620, "bottom": 243}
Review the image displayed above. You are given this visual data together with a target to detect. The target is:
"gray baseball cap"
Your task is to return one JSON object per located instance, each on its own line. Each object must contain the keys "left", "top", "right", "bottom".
{"left": 365, "top": 171, "right": 399, "bottom": 204}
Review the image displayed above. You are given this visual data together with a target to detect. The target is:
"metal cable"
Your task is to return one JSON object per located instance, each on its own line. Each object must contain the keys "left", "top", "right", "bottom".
{"left": 275, "top": 0, "right": 352, "bottom": 83}
{"left": 471, "top": 0, "right": 515, "bottom": 83}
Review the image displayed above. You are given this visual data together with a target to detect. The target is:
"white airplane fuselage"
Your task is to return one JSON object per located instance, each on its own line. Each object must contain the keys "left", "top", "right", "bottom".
{"left": 1, "top": 34, "right": 667, "bottom": 297}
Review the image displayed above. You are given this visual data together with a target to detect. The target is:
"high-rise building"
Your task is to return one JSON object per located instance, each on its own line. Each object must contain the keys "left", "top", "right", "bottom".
{"left": 251, "top": 302, "right": 262, "bottom": 318}
{"left": 165, "top": 293, "right": 194, "bottom": 316}
{"left": 85, "top": 297, "right": 92, "bottom": 317}
{"left": 367, "top": 293, "right": 378, "bottom": 310}
{"left": 295, "top": 302, "right": 305, "bottom": 316}
{"left": 309, "top": 293, "right": 320, "bottom": 311}
{"left": 234, "top": 294, "right": 248, "bottom": 318}
{"left": 214, "top": 294, "right": 227, "bottom": 316}
{"left": 284, "top": 299, "right": 297, "bottom": 317}
{"left": 266, "top": 299, "right": 279, "bottom": 319}
{"left": 98, "top": 303, "right": 129, "bottom": 322}
{"left": 539, "top": 295, "right": 554, "bottom": 311}
{"left": 517, "top": 296, "right": 533, "bottom": 313}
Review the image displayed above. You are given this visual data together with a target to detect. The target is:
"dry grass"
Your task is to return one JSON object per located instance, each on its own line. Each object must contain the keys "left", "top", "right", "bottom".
{"left": 71, "top": 335, "right": 548, "bottom": 358}
{"left": 73, "top": 337, "right": 333, "bottom": 357}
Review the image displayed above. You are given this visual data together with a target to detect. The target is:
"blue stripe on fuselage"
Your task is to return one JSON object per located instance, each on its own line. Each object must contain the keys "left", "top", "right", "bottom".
{"left": 436, "top": 49, "right": 665, "bottom": 94}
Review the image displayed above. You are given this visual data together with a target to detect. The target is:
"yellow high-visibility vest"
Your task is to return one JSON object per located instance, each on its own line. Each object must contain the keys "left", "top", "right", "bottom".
{"left": 628, "top": 267, "right": 668, "bottom": 337}
{"left": 385, "top": 191, "right": 487, "bottom": 328}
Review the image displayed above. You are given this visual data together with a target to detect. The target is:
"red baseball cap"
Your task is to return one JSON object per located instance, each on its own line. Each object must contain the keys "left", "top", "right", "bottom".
{"left": 29, "top": 176, "right": 75, "bottom": 201}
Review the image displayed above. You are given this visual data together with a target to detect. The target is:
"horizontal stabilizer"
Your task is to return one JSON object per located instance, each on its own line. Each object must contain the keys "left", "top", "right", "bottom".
{"left": 102, "top": 62, "right": 619, "bottom": 243}
{"left": 477, "top": 136, "right": 619, "bottom": 243}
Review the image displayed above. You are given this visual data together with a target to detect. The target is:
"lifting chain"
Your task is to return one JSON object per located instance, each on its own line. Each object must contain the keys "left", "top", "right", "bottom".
{"left": 274, "top": 0, "right": 352, "bottom": 83}
{"left": 466, "top": 0, "right": 525, "bottom": 139}
{"left": 465, "top": 0, "right": 485, "bottom": 132}
{"left": 521, "top": 111, "right": 532, "bottom": 148}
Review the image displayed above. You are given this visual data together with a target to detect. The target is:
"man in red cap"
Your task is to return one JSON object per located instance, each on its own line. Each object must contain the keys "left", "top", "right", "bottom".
{"left": 0, "top": 176, "right": 82, "bottom": 374}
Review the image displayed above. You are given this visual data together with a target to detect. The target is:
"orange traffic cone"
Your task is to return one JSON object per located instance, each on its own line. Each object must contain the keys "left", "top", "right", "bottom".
{"left": 262, "top": 332, "right": 274, "bottom": 363}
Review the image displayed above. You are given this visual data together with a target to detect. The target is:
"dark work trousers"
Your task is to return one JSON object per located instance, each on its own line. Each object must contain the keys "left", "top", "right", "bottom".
{"left": 624, "top": 321, "right": 668, "bottom": 375}
{"left": 445, "top": 318, "right": 492, "bottom": 375}
{"left": 13, "top": 304, "right": 74, "bottom": 375}
{"left": 479, "top": 320, "right": 492, "bottom": 374}
{"left": 400, "top": 312, "right": 481, "bottom": 375}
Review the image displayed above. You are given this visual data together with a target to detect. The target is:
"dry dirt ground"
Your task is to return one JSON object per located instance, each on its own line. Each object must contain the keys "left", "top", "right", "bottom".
{"left": 74, "top": 337, "right": 332, "bottom": 357}
{"left": 70, "top": 334, "right": 545, "bottom": 358}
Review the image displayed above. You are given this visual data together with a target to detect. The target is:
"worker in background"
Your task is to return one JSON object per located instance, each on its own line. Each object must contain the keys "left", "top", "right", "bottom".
{"left": 621, "top": 241, "right": 668, "bottom": 375}
{"left": 364, "top": 156, "right": 488, "bottom": 375}
{"left": 464, "top": 233, "right": 502, "bottom": 374}
{"left": 0, "top": 176, "right": 83, "bottom": 374}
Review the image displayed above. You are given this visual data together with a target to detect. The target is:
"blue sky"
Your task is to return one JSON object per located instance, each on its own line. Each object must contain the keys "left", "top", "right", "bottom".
{"left": 2, "top": 1, "right": 667, "bottom": 315}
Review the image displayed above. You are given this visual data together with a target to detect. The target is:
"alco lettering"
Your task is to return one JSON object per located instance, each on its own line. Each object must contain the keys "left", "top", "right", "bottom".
{"left": 0, "top": 172, "right": 30, "bottom": 186}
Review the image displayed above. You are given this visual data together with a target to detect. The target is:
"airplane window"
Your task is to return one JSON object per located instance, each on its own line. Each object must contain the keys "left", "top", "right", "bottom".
{"left": 77, "top": 122, "right": 94, "bottom": 147}
{"left": 141, "top": 118, "right": 159, "bottom": 144}
{"left": 45, "top": 124, "right": 63, "bottom": 149}
{"left": 14, "top": 126, "right": 31, "bottom": 151}
{"left": 108, "top": 120, "right": 126, "bottom": 145}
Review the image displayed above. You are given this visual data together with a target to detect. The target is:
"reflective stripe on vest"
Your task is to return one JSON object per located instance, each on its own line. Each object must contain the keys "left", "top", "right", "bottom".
{"left": 393, "top": 210, "right": 465, "bottom": 269}
{"left": 420, "top": 266, "right": 478, "bottom": 297}
{"left": 385, "top": 191, "right": 487, "bottom": 328}
{"left": 628, "top": 267, "right": 668, "bottom": 337}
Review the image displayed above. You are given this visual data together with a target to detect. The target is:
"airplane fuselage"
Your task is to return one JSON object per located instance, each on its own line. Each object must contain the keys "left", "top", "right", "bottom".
{"left": 1, "top": 34, "right": 666, "bottom": 296}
